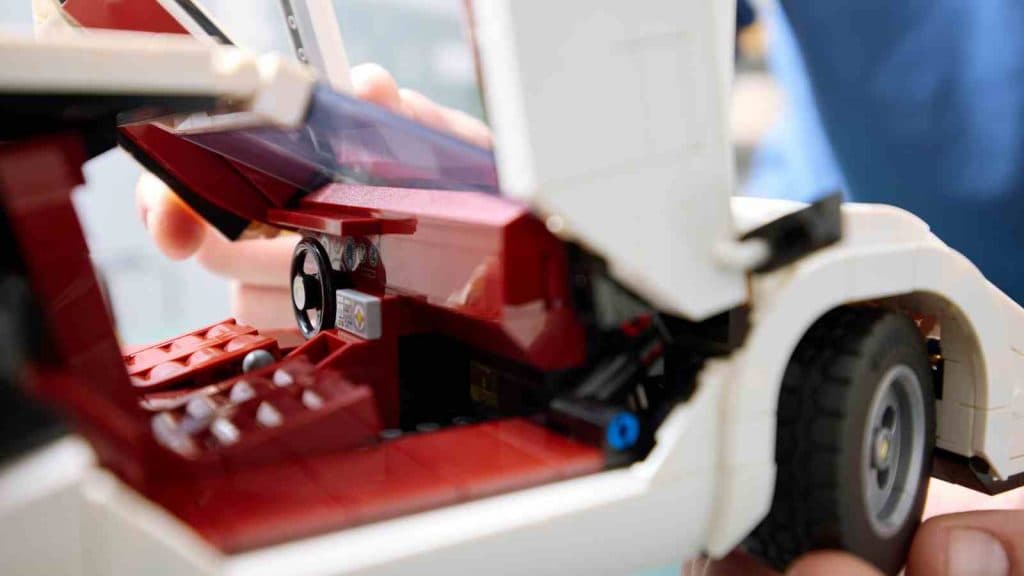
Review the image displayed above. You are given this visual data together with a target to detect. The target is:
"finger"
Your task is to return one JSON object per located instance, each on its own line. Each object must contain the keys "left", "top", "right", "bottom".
{"left": 924, "top": 479, "right": 1024, "bottom": 520}
{"left": 684, "top": 551, "right": 777, "bottom": 576}
{"left": 350, "top": 63, "right": 402, "bottom": 111}
{"left": 786, "top": 551, "right": 882, "bottom": 576}
{"left": 908, "top": 510, "right": 1022, "bottom": 576}
{"left": 195, "top": 232, "right": 297, "bottom": 288}
{"left": 136, "top": 171, "right": 206, "bottom": 260}
{"left": 229, "top": 282, "right": 296, "bottom": 331}
{"left": 398, "top": 87, "right": 493, "bottom": 148}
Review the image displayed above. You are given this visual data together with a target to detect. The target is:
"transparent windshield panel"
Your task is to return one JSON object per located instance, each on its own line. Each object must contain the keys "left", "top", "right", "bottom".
{"left": 179, "top": 85, "right": 499, "bottom": 194}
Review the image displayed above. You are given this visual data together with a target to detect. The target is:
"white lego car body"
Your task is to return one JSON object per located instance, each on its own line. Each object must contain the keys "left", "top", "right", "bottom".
{"left": 4, "top": 197, "right": 1022, "bottom": 576}
{"left": 3, "top": 1, "right": 1024, "bottom": 574}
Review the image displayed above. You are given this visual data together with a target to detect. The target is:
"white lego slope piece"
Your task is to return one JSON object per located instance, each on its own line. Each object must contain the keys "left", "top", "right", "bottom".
{"left": 473, "top": 0, "right": 746, "bottom": 321}
{"left": 0, "top": 30, "right": 314, "bottom": 131}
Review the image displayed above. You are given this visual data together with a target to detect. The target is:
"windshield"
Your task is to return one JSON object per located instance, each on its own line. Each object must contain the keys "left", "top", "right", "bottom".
{"left": 179, "top": 84, "right": 499, "bottom": 194}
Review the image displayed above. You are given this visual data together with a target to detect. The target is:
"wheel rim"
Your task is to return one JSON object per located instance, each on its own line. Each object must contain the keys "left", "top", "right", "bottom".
{"left": 862, "top": 364, "right": 927, "bottom": 538}
{"left": 290, "top": 239, "right": 335, "bottom": 339}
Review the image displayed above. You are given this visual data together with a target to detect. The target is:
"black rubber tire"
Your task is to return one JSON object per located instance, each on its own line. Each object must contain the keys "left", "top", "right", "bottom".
{"left": 746, "top": 307, "right": 935, "bottom": 575}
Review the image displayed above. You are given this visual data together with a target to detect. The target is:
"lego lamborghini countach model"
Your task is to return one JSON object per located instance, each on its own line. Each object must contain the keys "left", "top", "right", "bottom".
{"left": 1, "top": 1, "right": 1023, "bottom": 575}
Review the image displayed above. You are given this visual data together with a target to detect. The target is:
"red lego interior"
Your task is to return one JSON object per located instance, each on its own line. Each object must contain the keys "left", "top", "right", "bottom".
{"left": 123, "top": 316, "right": 605, "bottom": 552}
{"left": 0, "top": 130, "right": 605, "bottom": 553}
{"left": 17, "top": 0, "right": 607, "bottom": 552}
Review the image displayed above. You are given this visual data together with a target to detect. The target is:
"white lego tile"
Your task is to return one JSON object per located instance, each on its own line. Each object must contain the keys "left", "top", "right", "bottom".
{"left": 935, "top": 399, "right": 974, "bottom": 455}
{"left": 973, "top": 407, "right": 1011, "bottom": 478}
{"left": 1010, "top": 413, "right": 1024, "bottom": 462}
{"left": 942, "top": 359, "right": 980, "bottom": 407}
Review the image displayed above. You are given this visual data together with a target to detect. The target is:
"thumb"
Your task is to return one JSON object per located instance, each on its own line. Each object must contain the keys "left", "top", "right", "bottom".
{"left": 908, "top": 510, "right": 1022, "bottom": 576}
{"left": 136, "top": 171, "right": 207, "bottom": 260}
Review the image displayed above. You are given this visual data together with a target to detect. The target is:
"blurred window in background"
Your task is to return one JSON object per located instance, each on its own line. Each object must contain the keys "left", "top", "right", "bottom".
{"left": 206, "top": 0, "right": 485, "bottom": 120}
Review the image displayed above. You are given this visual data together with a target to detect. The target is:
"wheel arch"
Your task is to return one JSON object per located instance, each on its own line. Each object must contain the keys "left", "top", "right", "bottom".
{"left": 706, "top": 242, "right": 1013, "bottom": 557}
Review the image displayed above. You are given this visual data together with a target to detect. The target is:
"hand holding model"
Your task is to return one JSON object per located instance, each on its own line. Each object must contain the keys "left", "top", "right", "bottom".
{"left": 138, "top": 62, "right": 1024, "bottom": 575}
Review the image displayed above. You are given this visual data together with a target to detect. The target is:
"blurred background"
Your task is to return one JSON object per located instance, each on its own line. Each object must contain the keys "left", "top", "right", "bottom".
{"left": 0, "top": 0, "right": 779, "bottom": 345}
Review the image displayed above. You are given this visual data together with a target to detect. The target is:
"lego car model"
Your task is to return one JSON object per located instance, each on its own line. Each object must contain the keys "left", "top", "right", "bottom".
{"left": 2, "top": 1, "right": 1023, "bottom": 575}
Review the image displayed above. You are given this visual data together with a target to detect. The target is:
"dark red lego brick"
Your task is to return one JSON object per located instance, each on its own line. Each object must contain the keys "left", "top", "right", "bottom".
{"left": 125, "top": 320, "right": 279, "bottom": 391}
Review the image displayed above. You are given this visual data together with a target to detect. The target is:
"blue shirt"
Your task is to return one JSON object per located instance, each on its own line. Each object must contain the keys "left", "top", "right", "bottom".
{"left": 749, "top": 1, "right": 1024, "bottom": 303}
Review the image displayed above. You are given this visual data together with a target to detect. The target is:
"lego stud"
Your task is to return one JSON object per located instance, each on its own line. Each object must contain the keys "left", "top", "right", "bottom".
{"left": 185, "top": 396, "right": 216, "bottom": 420}
{"left": 273, "top": 369, "right": 295, "bottom": 387}
{"left": 211, "top": 417, "right": 241, "bottom": 446}
{"left": 416, "top": 422, "right": 440, "bottom": 433}
{"left": 256, "top": 402, "right": 283, "bottom": 428}
{"left": 151, "top": 413, "right": 197, "bottom": 456}
{"left": 545, "top": 214, "right": 566, "bottom": 234}
{"left": 243, "top": 349, "right": 275, "bottom": 373}
{"left": 301, "top": 389, "right": 324, "bottom": 410}
{"left": 230, "top": 381, "right": 256, "bottom": 403}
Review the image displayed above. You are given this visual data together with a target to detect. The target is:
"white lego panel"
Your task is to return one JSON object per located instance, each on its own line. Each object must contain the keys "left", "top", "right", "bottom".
{"left": 0, "top": 438, "right": 94, "bottom": 576}
{"left": 1013, "top": 349, "right": 1024, "bottom": 458}
{"left": 0, "top": 30, "right": 259, "bottom": 98}
{"left": 472, "top": 0, "right": 746, "bottom": 321}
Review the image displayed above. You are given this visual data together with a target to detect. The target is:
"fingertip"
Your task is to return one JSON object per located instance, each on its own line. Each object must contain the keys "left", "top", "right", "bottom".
{"left": 148, "top": 199, "right": 207, "bottom": 260}
{"left": 137, "top": 172, "right": 206, "bottom": 260}
{"left": 786, "top": 551, "right": 882, "bottom": 576}
{"left": 350, "top": 63, "right": 401, "bottom": 111}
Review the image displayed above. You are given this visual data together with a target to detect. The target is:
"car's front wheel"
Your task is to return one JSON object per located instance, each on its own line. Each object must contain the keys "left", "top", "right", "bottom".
{"left": 746, "top": 307, "right": 935, "bottom": 575}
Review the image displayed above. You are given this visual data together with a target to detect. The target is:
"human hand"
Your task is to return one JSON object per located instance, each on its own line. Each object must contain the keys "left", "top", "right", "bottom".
{"left": 686, "top": 480, "right": 1024, "bottom": 575}
{"left": 136, "top": 63, "right": 492, "bottom": 335}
